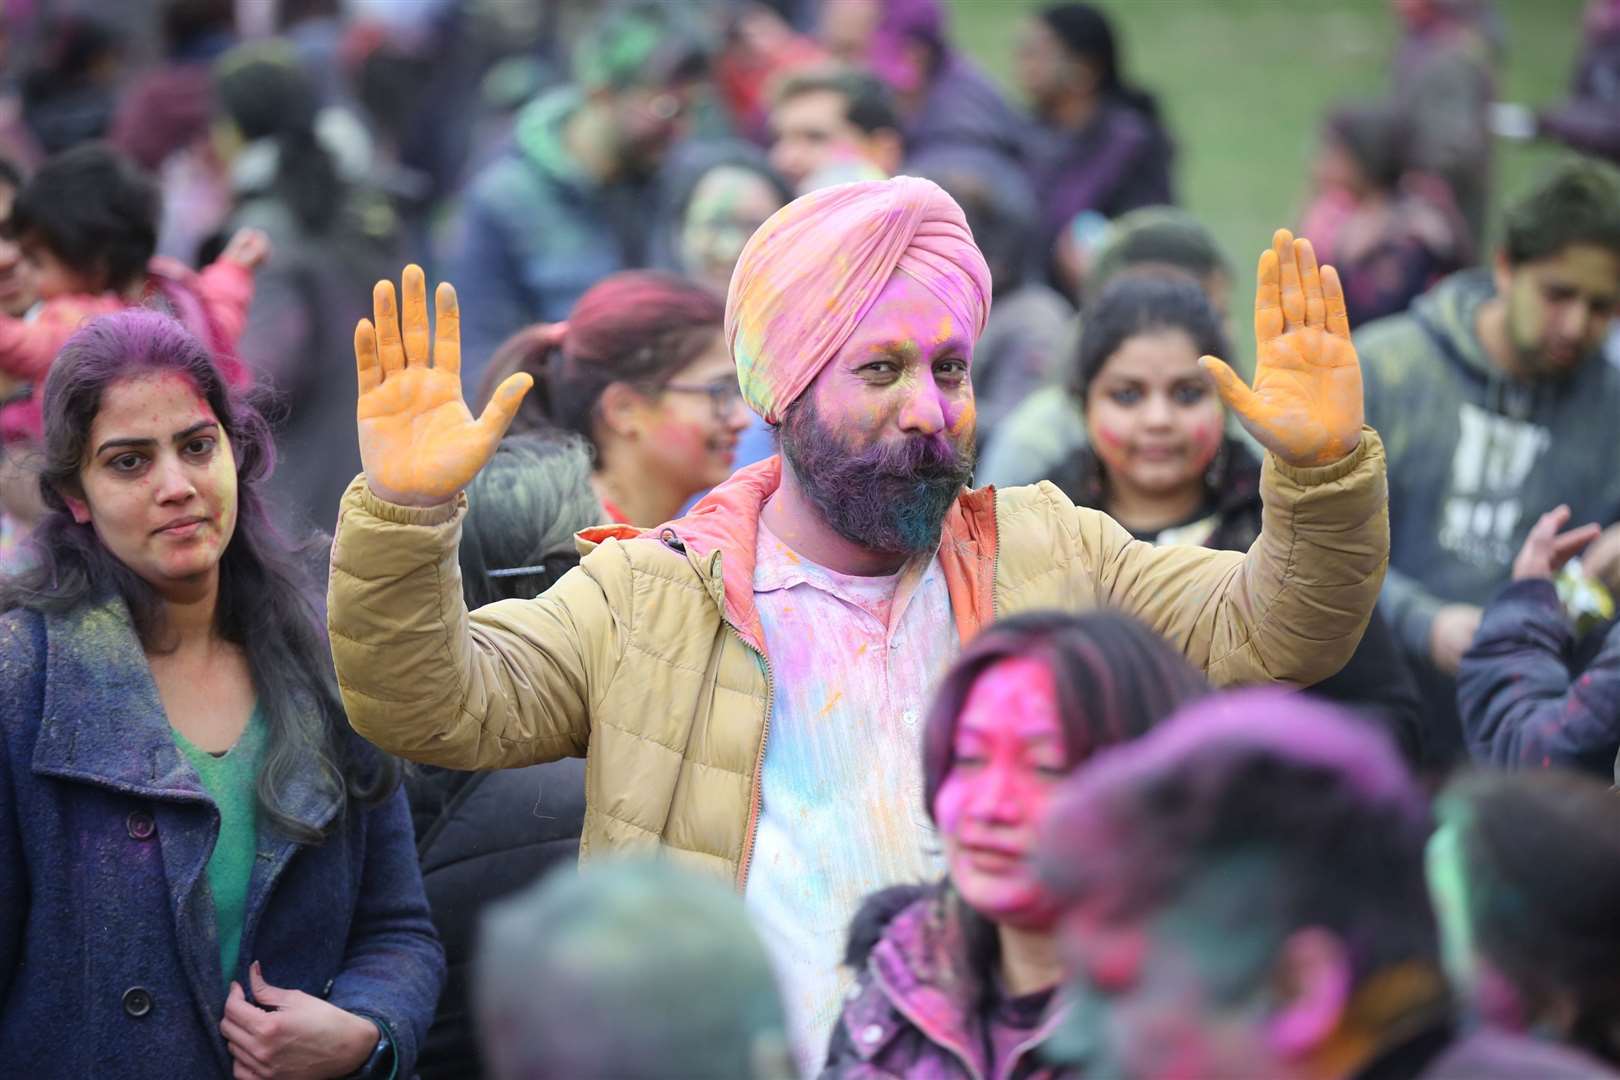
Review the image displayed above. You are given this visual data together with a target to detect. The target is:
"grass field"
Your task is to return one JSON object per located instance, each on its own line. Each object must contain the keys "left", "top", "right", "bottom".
{"left": 945, "top": 0, "right": 1588, "bottom": 359}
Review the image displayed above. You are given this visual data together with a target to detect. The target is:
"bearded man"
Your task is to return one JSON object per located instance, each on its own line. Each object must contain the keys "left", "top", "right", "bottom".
{"left": 327, "top": 177, "right": 1389, "bottom": 1064}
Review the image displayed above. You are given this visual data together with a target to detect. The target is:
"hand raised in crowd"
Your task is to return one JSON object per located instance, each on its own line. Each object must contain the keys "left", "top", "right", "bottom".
{"left": 1200, "top": 228, "right": 1364, "bottom": 469}
{"left": 220, "top": 228, "right": 272, "bottom": 271}
{"left": 1512, "top": 504, "right": 1602, "bottom": 582}
{"left": 355, "top": 265, "right": 532, "bottom": 507}
{"left": 219, "top": 963, "right": 381, "bottom": 1079}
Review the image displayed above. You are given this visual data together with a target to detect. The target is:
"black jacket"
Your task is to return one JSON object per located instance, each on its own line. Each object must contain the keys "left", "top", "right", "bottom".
{"left": 406, "top": 761, "right": 586, "bottom": 1080}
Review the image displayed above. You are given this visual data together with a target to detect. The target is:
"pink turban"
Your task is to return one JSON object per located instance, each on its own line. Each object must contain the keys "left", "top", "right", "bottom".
{"left": 724, "top": 176, "right": 992, "bottom": 424}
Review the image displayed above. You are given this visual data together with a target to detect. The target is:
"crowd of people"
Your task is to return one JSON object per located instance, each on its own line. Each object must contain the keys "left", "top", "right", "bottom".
{"left": 1, "top": 1, "right": 1619, "bottom": 1078}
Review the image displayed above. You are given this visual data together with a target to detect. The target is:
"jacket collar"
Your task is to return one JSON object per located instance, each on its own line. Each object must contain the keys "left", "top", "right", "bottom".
{"left": 575, "top": 455, "right": 1002, "bottom": 653}
{"left": 31, "top": 595, "right": 341, "bottom": 833}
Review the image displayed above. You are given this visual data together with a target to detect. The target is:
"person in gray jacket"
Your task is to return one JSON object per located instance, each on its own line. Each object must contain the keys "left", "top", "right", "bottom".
{"left": 1356, "top": 158, "right": 1620, "bottom": 770}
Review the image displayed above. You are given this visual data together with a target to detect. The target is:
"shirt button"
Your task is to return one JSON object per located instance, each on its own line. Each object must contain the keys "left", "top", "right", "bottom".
{"left": 861, "top": 1023, "right": 885, "bottom": 1046}
{"left": 122, "top": 986, "right": 154, "bottom": 1018}
{"left": 126, "top": 811, "right": 156, "bottom": 841}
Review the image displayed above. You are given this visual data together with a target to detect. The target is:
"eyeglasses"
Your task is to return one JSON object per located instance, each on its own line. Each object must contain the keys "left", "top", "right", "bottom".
{"left": 663, "top": 380, "right": 746, "bottom": 420}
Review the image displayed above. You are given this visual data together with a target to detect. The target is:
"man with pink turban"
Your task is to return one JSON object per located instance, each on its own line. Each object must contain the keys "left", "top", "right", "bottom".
{"left": 326, "top": 177, "right": 1391, "bottom": 1069}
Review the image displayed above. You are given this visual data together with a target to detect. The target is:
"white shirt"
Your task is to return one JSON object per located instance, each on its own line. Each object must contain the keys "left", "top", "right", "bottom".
{"left": 746, "top": 519, "right": 958, "bottom": 1073}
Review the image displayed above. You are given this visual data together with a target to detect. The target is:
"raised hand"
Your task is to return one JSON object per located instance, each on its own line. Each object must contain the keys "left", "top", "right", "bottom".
{"left": 355, "top": 265, "right": 531, "bottom": 507}
{"left": 1511, "top": 504, "right": 1601, "bottom": 582}
{"left": 1200, "top": 229, "right": 1364, "bottom": 468}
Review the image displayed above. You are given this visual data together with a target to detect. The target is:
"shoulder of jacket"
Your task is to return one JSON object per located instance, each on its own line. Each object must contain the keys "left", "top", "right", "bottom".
{"left": 580, "top": 534, "right": 712, "bottom": 597}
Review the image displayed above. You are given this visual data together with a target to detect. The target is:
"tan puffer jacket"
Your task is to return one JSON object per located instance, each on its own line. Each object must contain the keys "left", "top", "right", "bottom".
{"left": 328, "top": 434, "right": 1389, "bottom": 887}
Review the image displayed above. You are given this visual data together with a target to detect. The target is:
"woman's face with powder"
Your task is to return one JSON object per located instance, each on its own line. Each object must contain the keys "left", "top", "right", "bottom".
{"left": 680, "top": 166, "right": 784, "bottom": 296}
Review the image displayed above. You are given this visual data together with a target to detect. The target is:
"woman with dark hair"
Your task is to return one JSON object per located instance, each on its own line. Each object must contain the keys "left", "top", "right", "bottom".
{"left": 1427, "top": 769, "right": 1620, "bottom": 1067}
{"left": 0, "top": 309, "right": 443, "bottom": 1078}
{"left": 472, "top": 269, "right": 750, "bottom": 526}
{"left": 1301, "top": 100, "right": 1470, "bottom": 326}
{"left": 212, "top": 41, "right": 402, "bottom": 533}
{"left": 824, "top": 609, "right": 1208, "bottom": 1079}
{"left": 410, "top": 431, "right": 597, "bottom": 1080}
{"left": 1014, "top": 3, "right": 1175, "bottom": 282}
{"left": 1046, "top": 275, "right": 1426, "bottom": 763}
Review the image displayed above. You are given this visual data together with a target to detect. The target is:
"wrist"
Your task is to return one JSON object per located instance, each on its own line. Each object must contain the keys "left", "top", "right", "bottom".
{"left": 364, "top": 477, "right": 456, "bottom": 510}
{"left": 337, "top": 1012, "right": 384, "bottom": 1076}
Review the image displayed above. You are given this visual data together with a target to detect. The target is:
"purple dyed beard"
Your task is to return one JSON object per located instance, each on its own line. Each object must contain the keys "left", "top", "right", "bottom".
{"left": 778, "top": 394, "right": 976, "bottom": 558}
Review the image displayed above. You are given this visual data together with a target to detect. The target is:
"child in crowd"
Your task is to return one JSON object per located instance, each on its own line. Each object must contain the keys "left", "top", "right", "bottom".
{"left": 0, "top": 143, "right": 266, "bottom": 443}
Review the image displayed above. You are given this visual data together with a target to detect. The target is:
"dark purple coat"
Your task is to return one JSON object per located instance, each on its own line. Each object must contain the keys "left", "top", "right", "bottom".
{"left": 1458, "top": 578, "right": 1620, "bottom": 777}
{"left": 823, "top": 886, "right": 1070, "bottom": 1080}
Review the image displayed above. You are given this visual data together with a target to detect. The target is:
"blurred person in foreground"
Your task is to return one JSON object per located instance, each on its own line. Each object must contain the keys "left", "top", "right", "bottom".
{"left": 1427, "top": 769, "right": 1620, "bottom": 1068}
{"left": 767, "top": 67, "right": 903, "bottom": 194}
{"left": 212, "top": 42, "right": 403, "bottom": 533}
{"left": 476, "top": 859, "right": 793, "bottom": 1080}
{"left": 326, "top": 179, "right": 1390, "bottom": 1063}
{"left": 1302, "top": 101, "right": 1470, "bottom": 328}
{"left": 409, "top": 432, "right": 595, "bottom": 1080}
{"left": 1049, "top": 276, "right": 1423, "bottom": 759}
{"left": 1036, "top": 689, "right": 1618, "bottom": 1080}
{"left": 449, "top": 0, "right": 710, "bottom": 385}
{"left": 825, "top": 610, "right": 1207, "bottom": 1079}
{"left": 1357, "top": 159, "right": 1620, "bottom": 771}
{"left": 978, "top": 206, "right": 1231, "bottom": 488}
{"left": 1015, "top": 4, "right": 1175, "bottom": 284}
{"left": 470, "top": 270, "right": 747, "bottom": 527}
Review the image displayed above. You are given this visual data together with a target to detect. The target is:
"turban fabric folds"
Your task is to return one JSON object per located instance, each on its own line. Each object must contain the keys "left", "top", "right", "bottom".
{"left": 724, "top": 176, "right": 993, "bottom": 424}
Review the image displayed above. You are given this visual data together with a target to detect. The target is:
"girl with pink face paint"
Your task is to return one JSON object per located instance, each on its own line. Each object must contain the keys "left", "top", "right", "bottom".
{"left": 824, "top": 610, "right": 1207, "bottom": 1079}
{"left": 1050, "top": 275, "right": 1425, "bottom": 761}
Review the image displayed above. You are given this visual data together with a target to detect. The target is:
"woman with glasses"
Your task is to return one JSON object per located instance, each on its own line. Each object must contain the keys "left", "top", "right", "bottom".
{"left": 471, "top": 270, "right": 749, "bottom": 527}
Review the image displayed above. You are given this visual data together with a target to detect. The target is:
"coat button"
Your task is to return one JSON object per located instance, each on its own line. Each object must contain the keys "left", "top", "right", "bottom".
{"left": 126, "top": 811, "right": 156, "bottom": 841}
{"left": 122, "top": 986, "right": 153, "bottom": 1018}
{"left": 861, "top": 1023, "right": 885, "bottom": 1046}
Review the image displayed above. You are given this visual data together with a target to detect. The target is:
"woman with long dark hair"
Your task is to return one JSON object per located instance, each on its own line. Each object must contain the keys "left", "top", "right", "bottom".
{"left": 824, "top": 609, "right": 1208, "bottom": 1078}
{"left": 0, "top": 309, "right": 443, "bottom": 1078}
{"left": 472, "top": 270, "right": 750, "bottom": 526}
{"left": 1046, "top": 274, "right": 1426, "bottom": 764}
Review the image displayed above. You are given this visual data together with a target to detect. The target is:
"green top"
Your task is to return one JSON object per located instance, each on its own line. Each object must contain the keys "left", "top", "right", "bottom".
{"left": 173, "top": 707, "right": 266, "bottom": 990}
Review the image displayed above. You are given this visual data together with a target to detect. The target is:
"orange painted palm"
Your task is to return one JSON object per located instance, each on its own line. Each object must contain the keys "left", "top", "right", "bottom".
{"left": 1201, "top": 229, "right": 1365, "bottom": 468}
{"left": 353, "top": 265, "right": 533, "bottom": 507}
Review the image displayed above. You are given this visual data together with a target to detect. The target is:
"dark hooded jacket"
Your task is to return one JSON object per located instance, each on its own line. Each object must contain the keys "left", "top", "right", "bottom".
{"left": 823, "top": 885, "right": 1070, "bottom": 1080}
{"left": 1048, "top": 436, "right": 1425, "bottom": 763}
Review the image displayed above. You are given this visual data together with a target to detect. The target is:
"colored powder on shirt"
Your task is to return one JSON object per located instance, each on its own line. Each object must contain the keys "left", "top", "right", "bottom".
{"left": 746, "top": 517, "right": 959, "bottom": 1074}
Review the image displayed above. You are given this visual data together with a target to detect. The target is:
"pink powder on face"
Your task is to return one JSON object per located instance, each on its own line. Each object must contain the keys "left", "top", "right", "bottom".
{"left": 935, "top": 656, "right": 1066, "bottom": 928}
